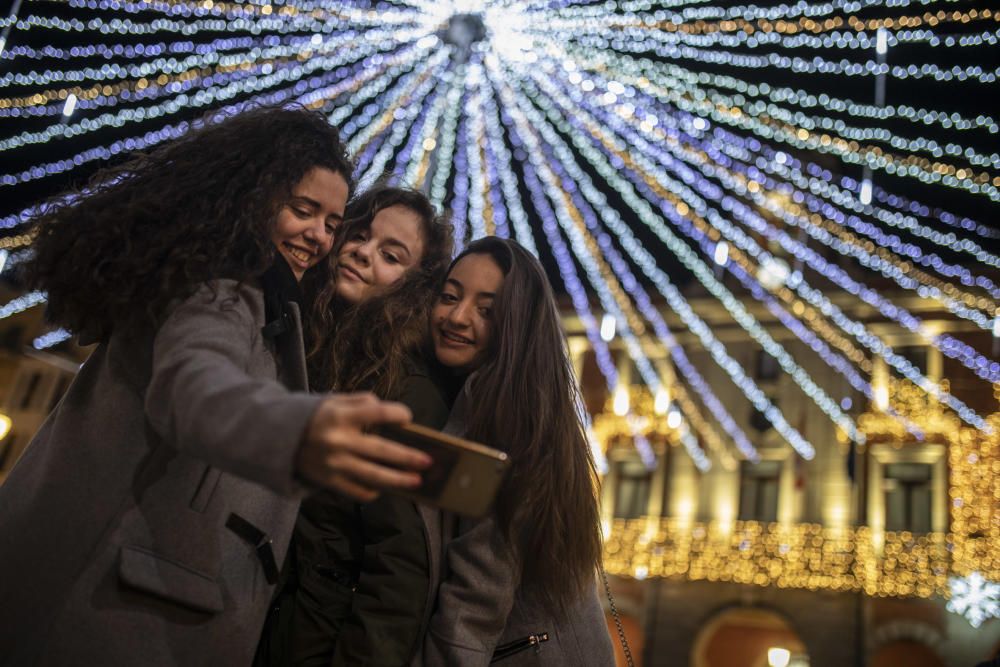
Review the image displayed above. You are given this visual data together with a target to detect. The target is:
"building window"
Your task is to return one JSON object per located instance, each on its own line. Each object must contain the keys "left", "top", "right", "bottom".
{"left": 739, "top": 460, "right": 781, "bottom": 523}
{"left": 614, "top": 460, "right": 652, "bottom": 519}
{"left": 756, "top": 350, "right": 780, "bottom": 381}
{"left": 884, "top": 463, "right": 932, "bottom": 533}
{"left": 749, "top": 396, "right": 777, "bottom": 432}
{"left": 17, "top": 372, "right": 42, "bottom": 410}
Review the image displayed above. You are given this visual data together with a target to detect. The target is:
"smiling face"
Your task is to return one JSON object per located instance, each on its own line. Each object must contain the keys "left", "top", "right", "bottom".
{"left": 271, "top": 166, "right": 350, "bottom": 282}
{"left": 431, "top": 252, "right": 505, "bottom": 374}
{"left": 334, "top": 204, "right": 426, "bottom": 305}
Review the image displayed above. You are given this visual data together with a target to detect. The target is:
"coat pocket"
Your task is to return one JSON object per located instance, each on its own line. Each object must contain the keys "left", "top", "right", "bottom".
{"left": 190, "top": 465, "right": 222, "bottom": 513}
{"left": 118, "top": 545, "right": 224, "bottom": 614}
{"left": 491, "top": 632, "right": 550, "bottom": 663}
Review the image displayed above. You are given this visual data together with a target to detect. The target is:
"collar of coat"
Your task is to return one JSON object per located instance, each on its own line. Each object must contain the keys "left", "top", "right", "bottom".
{"left": 260, "top": 258, "right": 304, "bottom": 340}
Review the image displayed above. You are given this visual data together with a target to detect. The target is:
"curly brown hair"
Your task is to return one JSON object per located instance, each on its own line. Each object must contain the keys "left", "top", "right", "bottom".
{"left": 25, "top": 105, "right": 354, "bottom": 339}
{"left": 308, "top": 185, "right": 453, "bottom": 399}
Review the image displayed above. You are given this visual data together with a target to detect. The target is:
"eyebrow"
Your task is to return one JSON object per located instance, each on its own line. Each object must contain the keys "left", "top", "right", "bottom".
{"left": 290, "top": 196, "right": 344, "bottom": 222}
{"left": 381, "top": 236, "right": 414, "bottom": 259}
{"left": 444, "top": 277, "right": 495, "bottom": 299}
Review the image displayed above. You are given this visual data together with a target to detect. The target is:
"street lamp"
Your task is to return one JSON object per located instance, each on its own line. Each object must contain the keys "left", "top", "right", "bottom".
{"left": 0, "top": 413, "right": 11, "bottom": 441}
{"left": 767, "top": 647, "right": 791, "bottom": 667}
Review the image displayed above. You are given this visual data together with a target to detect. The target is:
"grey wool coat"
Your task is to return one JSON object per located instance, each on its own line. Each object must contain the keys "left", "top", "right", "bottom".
{"left": 0, "top": 279, "right": 323, "bottom": 666}
{"left": 412, "top": 392, "right": 616, "bottom": 667}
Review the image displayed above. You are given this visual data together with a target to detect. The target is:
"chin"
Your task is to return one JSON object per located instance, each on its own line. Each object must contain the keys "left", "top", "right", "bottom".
{"left": 335, "top": 285, "right": 362, "bottom": 306}
{"left": 435, "top": 348, "right": 470, "bottom": 370}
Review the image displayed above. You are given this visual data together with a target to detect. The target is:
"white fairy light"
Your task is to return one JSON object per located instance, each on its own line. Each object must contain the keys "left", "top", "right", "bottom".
{"left": 859, "top": 178, "right": 873, "bottom": 205}
{"left": 600, "top": 313, "right": 616, "bottom": 342}
{"left": 876, "top": 28, "right": 889, "bottom": 56}
{"left": 713, "top": 240, "right": 729, "bottom": 266}
{"left": 654, "top": 387, "right": 670, "bottom": 415}
{"left": 61, "top": 93, "right": 77, "bottom": 119}
{"left": 612, "top": 385, "right": 630, "bottom": 417}
{"left": 666, "top": 405, "right": 682, "bottom": 430}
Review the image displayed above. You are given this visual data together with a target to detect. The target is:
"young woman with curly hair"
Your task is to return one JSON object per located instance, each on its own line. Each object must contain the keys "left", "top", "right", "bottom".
{"left": 0, "top": 107, "right": 431, "bottom": 666}
{"left": 256, "top": 184, "right": 458, "bottom": 667}
{"left": 417, "top": 236, "right": 613, "bottom": 666}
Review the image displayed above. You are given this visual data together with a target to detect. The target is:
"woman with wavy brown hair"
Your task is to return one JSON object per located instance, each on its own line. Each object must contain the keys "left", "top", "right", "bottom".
{"left": 309, "top": 184, "right": 455, "bottom": 400}
{"left": 0, "top": 107, "right": 430, "bottom": 666}
{"left": 256, "top": 184, "right": 457, "bottom": 667}
{"left": 417, "top": 235, "right": 613, "bottom": 666}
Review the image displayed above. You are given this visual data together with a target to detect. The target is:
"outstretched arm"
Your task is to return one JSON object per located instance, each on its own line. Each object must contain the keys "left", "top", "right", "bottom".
{"left": 145, "top": 281, "right": 428, "bottom": 498}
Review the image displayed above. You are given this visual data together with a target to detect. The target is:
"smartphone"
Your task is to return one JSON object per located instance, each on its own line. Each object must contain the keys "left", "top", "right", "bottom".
{"left": 377, "top": 422, "right": 510, "bottom": 518}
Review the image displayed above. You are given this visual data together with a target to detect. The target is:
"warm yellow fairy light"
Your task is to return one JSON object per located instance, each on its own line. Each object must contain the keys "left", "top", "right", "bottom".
{"left": 600, "top": 378, "right": 1000, "bottom": 601}
{"left": 0, "top": 414, "right": 11, "bottom": 441}
{"left": 874, "top": 384, "right": 890, "bottom": 412}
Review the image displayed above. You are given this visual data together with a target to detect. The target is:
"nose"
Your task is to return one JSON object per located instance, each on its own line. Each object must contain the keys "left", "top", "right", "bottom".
{"left": 445, "top": 299, "right": 473, "bottom": 327}
{"left": 349, "top": 237, "right": 375, "bottom": 265}
{"left": 301, "top": 217, "right": 327, "bottom": 248}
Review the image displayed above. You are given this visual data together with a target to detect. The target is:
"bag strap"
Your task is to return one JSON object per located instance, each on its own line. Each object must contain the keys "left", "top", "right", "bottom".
{"left": 601, "top": 567, "right": 635, "bottom": 667}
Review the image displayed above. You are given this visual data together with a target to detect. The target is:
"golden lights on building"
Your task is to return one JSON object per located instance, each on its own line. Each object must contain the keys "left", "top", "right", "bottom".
{"left": 595, "top": 369, "right": 1000, "bottom": 603}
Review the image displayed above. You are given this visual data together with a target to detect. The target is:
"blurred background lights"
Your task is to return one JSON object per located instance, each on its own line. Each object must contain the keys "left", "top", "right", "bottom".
{"left": 767, "top": 648, "right": 791, "bottom": 667}
{"left": 0, "top": 0, "right": 996, "bottom": 477}
{"left": 600, "top": 313, "right": 617, "bottom": 342}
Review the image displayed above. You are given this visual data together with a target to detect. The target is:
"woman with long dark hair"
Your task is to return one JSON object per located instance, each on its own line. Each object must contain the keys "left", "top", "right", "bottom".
{"left": 418, "top": 235, "right": 613, "bottom": 666}
{"left": 257, "top": 185, "right": 458, "bottom": 666}
{"left": 0, "top": 107, "right": 430, "bottom": 666}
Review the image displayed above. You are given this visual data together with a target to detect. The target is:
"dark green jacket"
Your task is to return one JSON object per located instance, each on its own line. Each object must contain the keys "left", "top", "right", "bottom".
{"left": 257, "top": 355, "right": 461, "bottom": 666}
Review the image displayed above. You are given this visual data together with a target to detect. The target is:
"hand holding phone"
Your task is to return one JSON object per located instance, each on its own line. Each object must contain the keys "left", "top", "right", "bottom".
{"left": 377, "top": 423, "right": 510, "bottom": 518}
{"left": 297, "top": 394, "right": 430, "bottom": 502}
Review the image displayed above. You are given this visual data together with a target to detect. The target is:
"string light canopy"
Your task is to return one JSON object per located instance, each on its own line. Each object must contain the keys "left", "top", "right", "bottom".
{"left": 1, "top": 0, "right": 998, "bottom": 472}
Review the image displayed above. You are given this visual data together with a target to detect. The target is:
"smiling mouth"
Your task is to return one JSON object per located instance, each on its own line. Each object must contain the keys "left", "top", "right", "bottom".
{"left": 440, "top": 329, "right": 473, "bottom": 345}
{"left": 339, "top": 264, "right": 367, "bottom": 283}
{"left": 283, "top": 243, "right": 314, "bottom": 265}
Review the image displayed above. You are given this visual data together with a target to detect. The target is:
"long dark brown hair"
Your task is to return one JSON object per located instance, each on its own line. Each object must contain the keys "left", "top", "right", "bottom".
{"left": 452, "top": 236, "right": 603, "bottom": 612}
{"left": 309, "top": 185, "right": 453, "bottom": 398}
{"left": 24, "top": 105, "right": 353, "bottom": 339}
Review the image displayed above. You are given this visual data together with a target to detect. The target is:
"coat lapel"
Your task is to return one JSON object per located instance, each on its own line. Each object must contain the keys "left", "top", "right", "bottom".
{"left": 280, "top": 302, "right": 309, "bottom": 392}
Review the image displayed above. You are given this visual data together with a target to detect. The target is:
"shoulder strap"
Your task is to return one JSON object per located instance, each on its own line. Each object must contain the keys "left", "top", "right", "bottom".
{"left": 601, "top": 567, "right": 635, "bottom": 667}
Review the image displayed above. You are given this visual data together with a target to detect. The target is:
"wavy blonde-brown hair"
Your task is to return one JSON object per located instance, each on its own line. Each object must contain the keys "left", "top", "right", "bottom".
{"left": 308, "top": 185, "right": 453, "bottom": 398}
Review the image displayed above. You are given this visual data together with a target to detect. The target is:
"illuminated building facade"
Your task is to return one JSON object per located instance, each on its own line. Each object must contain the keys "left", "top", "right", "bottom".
{"left": 569, "top": 293, "right": 1000, "bottom": 667}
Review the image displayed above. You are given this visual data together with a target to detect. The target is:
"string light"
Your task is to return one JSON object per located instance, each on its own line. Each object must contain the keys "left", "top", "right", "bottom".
{"left": 508, "top": 94, "right": 667, "bottom": 468}
{"left": 60, "top": 93, "right": 76, "bottom": 119}
{"left": 549, "top": 62, "right": 999, "bottom": 411}
{"left": 563, "top": 46, "right": 1000, "bottom": 202}
{"left": 0, "top": 291, "right": 45, "bottom": 320}
{"left": 491, "top": 63, "right": 672, "bottom": 468}
{"left": 494, "top": 60, "right": 754, "bottom": 464}
{"left": 33, "top": 329, "right": 71, "bottom": 349}
{"left": 607, "top": 407, "right": 998, "bottom": 600}
{"left": 605, "top": 394, "right": 997, "bottom": 599}
{"left": 523, "top": 63, "right": 848, "bottom": 449}
{"left": 1, "top": 3, "right": 997, "bottom": 569}
{"left": 600, "top": 314, "right": 617, "bottom": 342}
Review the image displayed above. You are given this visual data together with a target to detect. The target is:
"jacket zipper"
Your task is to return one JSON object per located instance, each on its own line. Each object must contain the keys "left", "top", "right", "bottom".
{"left": 491, "top": 632, "right": 550, "bottom": 662}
